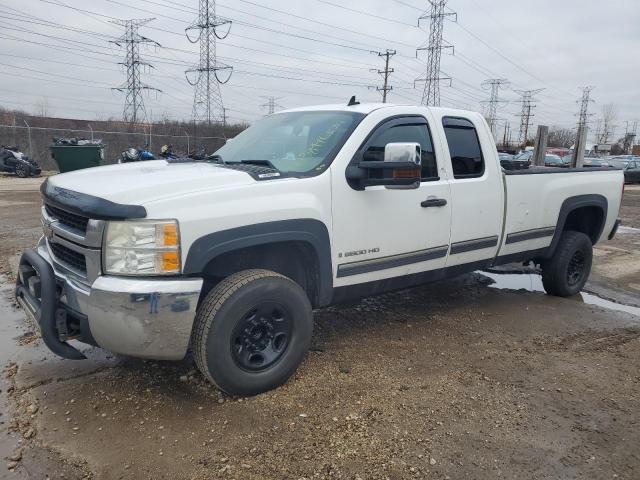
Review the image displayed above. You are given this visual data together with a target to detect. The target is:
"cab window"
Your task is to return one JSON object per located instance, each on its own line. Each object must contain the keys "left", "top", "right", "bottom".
{"left": 362, "top": 122, "right": 438, "bottom": 181}
{"left": 442, "top": 117, "right": 485, "bottom": 179}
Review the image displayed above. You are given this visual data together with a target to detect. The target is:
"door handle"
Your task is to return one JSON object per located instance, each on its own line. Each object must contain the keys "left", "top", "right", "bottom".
{"left": 421, "top": 197, "right": 447, "bottom": 208}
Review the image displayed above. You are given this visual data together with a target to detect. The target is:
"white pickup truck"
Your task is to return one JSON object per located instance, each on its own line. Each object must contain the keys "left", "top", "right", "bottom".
{"left": 16, "top": 102, "right": 624, "bottom": 395}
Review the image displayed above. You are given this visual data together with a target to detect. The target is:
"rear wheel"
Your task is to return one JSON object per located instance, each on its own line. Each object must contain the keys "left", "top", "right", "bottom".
{"left": 192, "top": 269, "right": 313, "bottom": 396}
{"left": 541, "top": 230, "right": 593, "bottom": 297}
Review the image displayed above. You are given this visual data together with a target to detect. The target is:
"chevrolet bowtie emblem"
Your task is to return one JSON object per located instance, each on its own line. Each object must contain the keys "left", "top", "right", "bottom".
{"left": 42, "top": 218, "right": 56, "bottom": 240}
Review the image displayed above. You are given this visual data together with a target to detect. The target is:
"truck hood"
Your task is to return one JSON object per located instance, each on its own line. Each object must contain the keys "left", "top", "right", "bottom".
{"left": 47, "top": 160, "right": 256, "bottom": 206}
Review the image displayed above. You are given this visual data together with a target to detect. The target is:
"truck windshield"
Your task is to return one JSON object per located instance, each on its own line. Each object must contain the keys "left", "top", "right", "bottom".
{"left": 214, "top": 111, "right": 364, "bottom": 175}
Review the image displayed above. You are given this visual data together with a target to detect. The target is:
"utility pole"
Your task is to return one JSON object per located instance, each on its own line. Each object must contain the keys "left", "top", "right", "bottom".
{"left": 415, "top": 0, "right": 456, "bottom": 106}
{"left": 222, "top": 107, "right": 228, "bottom": 127}
{"left": 501, "top": 121, "right": 511, "bottom": 148}
{"left": 111, "top": 19, "right": 161, "bottom": 125}
{"left": 514, "top": 88, "right": 544, "bottom": 147}
{"left": 371, "top": 49, "right": 396, "bottom": 103}
{"left": 482, "top": 78, "right": 509, "bottom": 140}
{"left": 185, "top": 0, "right": 232, "bottom": 126}
{"left": 260, "top": 97, "right": 284, "bottom": 115}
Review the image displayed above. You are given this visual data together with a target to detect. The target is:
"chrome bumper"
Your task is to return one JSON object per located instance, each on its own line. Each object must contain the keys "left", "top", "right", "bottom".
{"left": 31, "top": 238, "right": 203, "bottom": 361}
{"left": 87, "top": 276, "right": 203, "bottom": 360}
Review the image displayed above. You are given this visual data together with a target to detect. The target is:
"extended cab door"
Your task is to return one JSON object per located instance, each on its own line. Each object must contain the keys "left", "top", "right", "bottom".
{"left": 331, "top": 115, "right": 452, "bottom": 286}
{"left": 440, "top": 116, "right": 504, "bottom": 266}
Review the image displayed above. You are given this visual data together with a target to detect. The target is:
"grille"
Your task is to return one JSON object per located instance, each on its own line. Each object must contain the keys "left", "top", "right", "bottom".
{"left": 50, "top": 242, "right": 87, "bottom": 273}
{"left": 45, "top": 204, "right": 89, "bottom": 233}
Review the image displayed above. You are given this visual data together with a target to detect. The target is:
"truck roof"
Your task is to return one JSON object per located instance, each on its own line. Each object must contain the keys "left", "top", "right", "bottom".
{"left": 279, "top": 102, "right": 477, "bottom": 117}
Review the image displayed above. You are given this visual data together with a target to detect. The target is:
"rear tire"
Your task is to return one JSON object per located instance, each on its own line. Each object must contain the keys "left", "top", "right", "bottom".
{"left": 541, "top": 230, "right": 593, "bottom": 297}
{"left": 192, "top": 269, "right": 313, "bottom": 396}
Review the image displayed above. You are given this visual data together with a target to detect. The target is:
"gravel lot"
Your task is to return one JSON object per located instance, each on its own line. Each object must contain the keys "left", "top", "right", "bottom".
{"left": 1, "top": 174, "right": 639, "bottom": 480}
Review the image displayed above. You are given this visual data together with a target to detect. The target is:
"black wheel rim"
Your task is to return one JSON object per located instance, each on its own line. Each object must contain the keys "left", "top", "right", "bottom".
{"left": 567, "top": 250, "right": 585, "bottom": 286}
{"left": 231, "top": 302, "right": 292, "bottom": 372}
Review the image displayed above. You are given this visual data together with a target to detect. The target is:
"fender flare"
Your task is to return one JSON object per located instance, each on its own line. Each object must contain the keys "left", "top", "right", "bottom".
{"left": 183, "top": 219, "right": 333, "bottom": 306}
{"left": 546, "top": 194, "right": 608, "bottom": 256}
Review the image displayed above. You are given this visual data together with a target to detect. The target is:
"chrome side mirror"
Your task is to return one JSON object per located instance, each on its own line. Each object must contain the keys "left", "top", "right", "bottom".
{"left": 384, "top": 142, "right": 422, "bottom": 166}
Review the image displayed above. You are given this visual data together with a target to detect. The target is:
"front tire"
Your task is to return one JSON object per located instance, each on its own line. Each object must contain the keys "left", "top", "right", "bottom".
{"left": 15, "top": 164, "right": 27, "bottom": 177}
{"left": 541, "top": 230, "right": 593, "bottom": 297}
{"left": 192, "top": 269, "right": 313, "bottom": 396}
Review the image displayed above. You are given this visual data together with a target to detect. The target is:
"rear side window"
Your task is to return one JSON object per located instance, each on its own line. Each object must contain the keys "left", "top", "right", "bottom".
{"left": 442, "top": 117, "right": 485, "bottom": 179}
{"left": 362, "top": 122, "right": 438, "bottom": 181}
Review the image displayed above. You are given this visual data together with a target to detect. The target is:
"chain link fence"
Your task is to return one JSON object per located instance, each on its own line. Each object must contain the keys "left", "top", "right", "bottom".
{"left": 0, "top": 116, "right": 246, "bottom": 171}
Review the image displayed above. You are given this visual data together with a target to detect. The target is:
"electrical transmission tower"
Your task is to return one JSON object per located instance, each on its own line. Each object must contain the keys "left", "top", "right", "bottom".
{"left": 371, "top": 49, "right": 396, "bottom": 103}
{"left": 576, "top": 86, "right": 595, "bottom": 129}
{"left": 185, "top": 0, "right": 232, "bottom": 125}
{"left": 482, "top": 79, "right": 509, "bottom": 139}
{"left": 514, "top": 88, "right": 544, "bottom": 146}
{"left": 111, "top": 19, "right": 161, "bottom": 124}
{"left": 415, "top": 0, "right": 456, "bottom": 106}
{"left": 261, "top": 96, "right": 284, "bottom": 115}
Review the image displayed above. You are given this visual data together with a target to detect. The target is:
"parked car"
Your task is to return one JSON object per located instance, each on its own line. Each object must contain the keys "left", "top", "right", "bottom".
{"left": 0, "top": 145, "right": 41, "bottom": 177}
{"left": 16, "top": 102, "right": 624, "bottom": 395}
{"left": 610, "top": 159, "right": 640, "bottom": 183}
{"left": 544, "top": 154, "right": 569, "bottom": 167}
{"left": 583, "top": 157, "right": 611, "bottom": 168}
{"left": 514, "top": 150, "right": 533, "bottom": 161}
{"left": 498, "top": 151, "right": 529, "bottom": 170}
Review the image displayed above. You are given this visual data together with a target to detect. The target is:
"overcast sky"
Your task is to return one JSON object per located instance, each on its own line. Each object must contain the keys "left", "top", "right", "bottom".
{"left": 1, "top": 0, "right": 638, "bottom": 142}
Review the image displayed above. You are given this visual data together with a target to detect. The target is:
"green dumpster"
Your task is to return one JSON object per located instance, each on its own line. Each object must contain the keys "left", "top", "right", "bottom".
{"left": 50, "top": 143, "right": 105, "bottom": 173}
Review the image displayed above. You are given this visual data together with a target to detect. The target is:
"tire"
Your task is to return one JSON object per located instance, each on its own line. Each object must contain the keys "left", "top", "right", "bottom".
{"left": 541, "top": 230, "right": 593, "bottom": 297}
{"left": 15, "top": 164, "right": 27, "bottom": 178}
{"left": 192, "top": 269, "right": 313, "bottom": 396}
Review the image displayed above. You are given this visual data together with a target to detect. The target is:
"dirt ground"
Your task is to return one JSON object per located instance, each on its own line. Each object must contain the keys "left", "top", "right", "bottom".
{"left": 0, "top": 174, "right": 639, "bottom": 480}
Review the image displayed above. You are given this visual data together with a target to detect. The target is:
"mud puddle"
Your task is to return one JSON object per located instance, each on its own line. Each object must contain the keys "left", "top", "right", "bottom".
{"left": 617, "top": 225, "right": 640, "bottom": 235}
{"left": 0, "top": 278, "right": 30, "bottom": 470}
{"left": 480, "top": 270, "right": 640, "bottom": 319}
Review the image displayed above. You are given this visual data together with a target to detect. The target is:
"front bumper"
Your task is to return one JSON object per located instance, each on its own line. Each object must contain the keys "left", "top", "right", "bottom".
{"left": 16, "top": 242, "right": 203, "bottom": 361}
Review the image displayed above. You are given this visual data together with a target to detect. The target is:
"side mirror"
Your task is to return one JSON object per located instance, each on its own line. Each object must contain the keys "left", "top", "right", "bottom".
{"left": 384, "top": 142, "right": 421, "bottom": 164}
{"left": 346, "top": 142, "right": 422, "bottom": 191}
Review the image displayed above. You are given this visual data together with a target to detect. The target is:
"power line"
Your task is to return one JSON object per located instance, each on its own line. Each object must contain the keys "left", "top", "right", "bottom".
{"left": 576, "top": 86, "right": 595, "bottom": 129}
{"left": 185, "top": 0, "right": 232, "bottom": 125}
{"left": 415, "top": 1, "right": 456, "bottom": 106}
{"left": 482, "top": 78, "right": 510, "bottom": 139}
{"left": 514, "top": 88, "right": 544, "bottom": 146}
{"left": 111, "top": 18, "right": 162, "bottom": 124}
{"left": 260, "top": 96, "right": 284, "bottom": 115}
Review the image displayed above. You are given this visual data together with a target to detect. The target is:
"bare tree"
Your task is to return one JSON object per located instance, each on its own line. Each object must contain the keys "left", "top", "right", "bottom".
{"left": 598, "top": 103, "right": 618, "bottom": 144}
{"left": 34, "top": 97, "right": 52, "bottom": 117}
{"left": 547, "top": 126, "right": 575, "bottom": 148}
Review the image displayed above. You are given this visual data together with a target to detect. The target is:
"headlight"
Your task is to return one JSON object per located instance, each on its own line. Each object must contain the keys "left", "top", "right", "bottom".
{"left": 103, "top": 220, "right": 181, "bottom": 275}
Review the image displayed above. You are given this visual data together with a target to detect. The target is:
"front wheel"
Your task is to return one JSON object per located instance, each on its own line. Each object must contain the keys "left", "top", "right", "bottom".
{"left": 541, "top": 230, "right": 593, "bottom": 297}
{"left": 192, "top": 269, "right": 313, "bottom": 396}
{"left": 15, "top": 164, "right": 27, "bottom": 177}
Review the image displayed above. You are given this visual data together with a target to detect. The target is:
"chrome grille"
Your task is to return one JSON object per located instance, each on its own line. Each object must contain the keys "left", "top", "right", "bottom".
{"left": 49, "top": 243, "right": 87, "bottom": 274}
{"left": 41, "top": 203, "right": 104, "bottom": 284}
{"left": 45, "top": 204, "right": 89, "bottom": 233}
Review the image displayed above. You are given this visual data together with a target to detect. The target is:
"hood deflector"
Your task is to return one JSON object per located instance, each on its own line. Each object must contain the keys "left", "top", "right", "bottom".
{"left": 41, "top": 179, "right": 147, "bottom": 220}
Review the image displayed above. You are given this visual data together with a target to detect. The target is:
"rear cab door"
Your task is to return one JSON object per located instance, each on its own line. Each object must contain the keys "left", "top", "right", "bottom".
{"left": 436, "top": 113, "right": 505, "bottom": 267}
